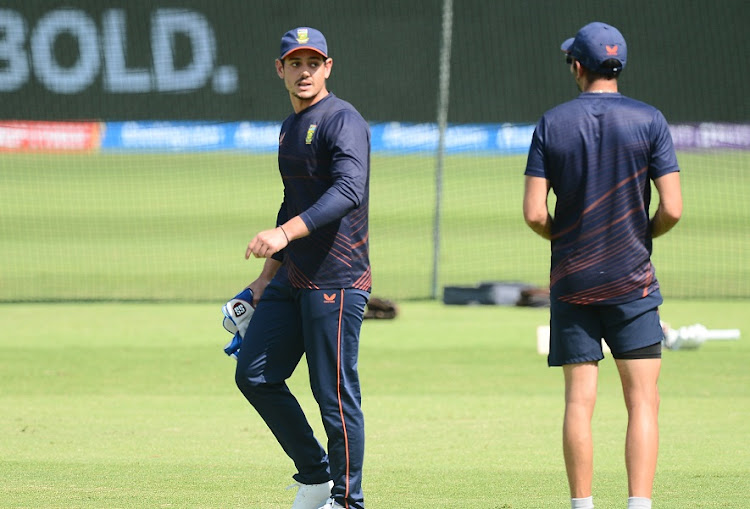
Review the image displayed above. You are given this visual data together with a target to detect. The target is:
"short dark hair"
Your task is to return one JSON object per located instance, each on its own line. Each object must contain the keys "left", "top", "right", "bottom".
{"left": 597, "top": 58, "right": 623, "bottom": 78}
{"left": 582, "top": 58, "right": 623, "bottom": 80}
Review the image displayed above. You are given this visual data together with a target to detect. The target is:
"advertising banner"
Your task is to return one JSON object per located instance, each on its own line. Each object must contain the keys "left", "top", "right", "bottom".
{"left": 1, "top": 1, "right": 746, "bottom": 123}
{"left": 4, "top": 120, "right": 749, "bottom": 154}
{"left": 0, "top": 121, "right": 100, "bottom": 151}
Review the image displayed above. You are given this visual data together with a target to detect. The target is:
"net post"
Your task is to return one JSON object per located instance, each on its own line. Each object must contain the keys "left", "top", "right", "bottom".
{"left": 431, "top": 0, "right": 454, "bottom": 300}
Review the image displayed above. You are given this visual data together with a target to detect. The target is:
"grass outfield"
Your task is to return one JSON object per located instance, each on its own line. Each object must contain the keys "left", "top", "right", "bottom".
{"left": 1, "top": 150, "right": 749, "bottom": 301}
{"left": 1, "top": 300, "right": 748, "bottom": 508}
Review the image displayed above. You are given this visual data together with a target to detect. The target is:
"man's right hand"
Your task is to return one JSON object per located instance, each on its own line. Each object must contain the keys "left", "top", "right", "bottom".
{"left": 246, "top": 227, "right": 289, "bottom": 259}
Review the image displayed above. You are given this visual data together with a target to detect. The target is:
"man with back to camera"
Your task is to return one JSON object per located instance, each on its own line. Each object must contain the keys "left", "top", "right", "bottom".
{"left": 237, "top": 27, "right": 371, "bottom": 509}
{"left": 523, "top": 22, "right": 682, "bottom": 509}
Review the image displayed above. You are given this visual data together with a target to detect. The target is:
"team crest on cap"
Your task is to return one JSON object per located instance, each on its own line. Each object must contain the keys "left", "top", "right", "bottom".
{"left": 296, "top": 28, "right": 309, "bottom": 44}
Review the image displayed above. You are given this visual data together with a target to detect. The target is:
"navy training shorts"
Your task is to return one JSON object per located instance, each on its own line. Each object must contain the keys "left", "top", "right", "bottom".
{"left": 548, "top": 290, "right": 665, "bottom": 367}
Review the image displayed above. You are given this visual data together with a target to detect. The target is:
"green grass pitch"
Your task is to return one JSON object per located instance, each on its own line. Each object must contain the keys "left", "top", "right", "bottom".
{"left": 1, "top": 150, "right": 749, "bottom": 301}
{"left": 0, "top": 299, "right": 748, "bottom": 508}
{"left": 0, "top": 148, "right": 748, "bottom": 506}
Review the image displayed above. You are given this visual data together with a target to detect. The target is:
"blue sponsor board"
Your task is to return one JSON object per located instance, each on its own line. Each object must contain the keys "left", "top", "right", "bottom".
{"left": 101, "top": 121, "right": 282, "bottom": 152}
{"left": 669, "top": 123, "right": 750, "bottom": 150}
{"left": 370, "top": 122, "right": 535, "bottom": 154}
{"left": 101, "top": 121, "right": 537, "bottom": 154}
{"left": 100, "top": 121, "right": 750, "bottom": 154}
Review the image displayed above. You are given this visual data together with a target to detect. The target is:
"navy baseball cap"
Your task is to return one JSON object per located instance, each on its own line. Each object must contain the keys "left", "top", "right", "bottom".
{"left": 279, "top": 27, "right": 328, "bottom": 59}
{"left": 561, "top": 22, "right": 627, "bottom": 75}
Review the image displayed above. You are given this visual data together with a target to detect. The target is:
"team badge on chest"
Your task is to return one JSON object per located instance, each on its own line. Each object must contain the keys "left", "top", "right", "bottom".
{"left": 305, "top": 124, "right": 318, "bottom": 145}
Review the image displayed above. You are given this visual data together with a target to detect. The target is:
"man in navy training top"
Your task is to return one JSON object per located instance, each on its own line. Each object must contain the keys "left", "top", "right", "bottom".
{"left": 523, "top": 22, "right": 682, "bottom": 509}
{"left": 238, "top": 27, "right": 371, "bottom": 509}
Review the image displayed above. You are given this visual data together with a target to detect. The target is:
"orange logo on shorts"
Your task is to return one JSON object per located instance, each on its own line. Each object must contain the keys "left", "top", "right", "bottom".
{"left": 323, "top": 293, "right": 337, "bottom": 304}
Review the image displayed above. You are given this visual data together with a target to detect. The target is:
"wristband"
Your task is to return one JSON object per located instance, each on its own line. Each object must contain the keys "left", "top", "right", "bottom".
{"left": 278, "top": 225, "right": 290, "bottom": 244}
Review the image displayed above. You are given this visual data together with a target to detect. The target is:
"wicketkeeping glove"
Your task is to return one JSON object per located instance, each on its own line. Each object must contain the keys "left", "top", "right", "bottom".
{"left": 223, "top": 332, "right": 242, "bottom": 359}
{"left": 221, "top": 288, "right": 255, "bottom": 359}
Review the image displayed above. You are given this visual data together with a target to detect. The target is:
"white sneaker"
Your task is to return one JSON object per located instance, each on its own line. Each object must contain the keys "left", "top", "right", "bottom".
{"left": 289, "top": 480, "right": 333, "bottom": 509}
{"left": 317, "top": 498, "right": 346, "bottom": 509}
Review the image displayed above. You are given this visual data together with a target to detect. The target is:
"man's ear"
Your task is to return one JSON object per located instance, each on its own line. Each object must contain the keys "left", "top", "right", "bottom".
{"left": 324, "top": 58, "right": 333, "bottom": 79}
{"left": 572, "top": 60, "right": 585, "bottom": 80}
{"left": 275, "top": 59, "right": 284, "bottom": 79}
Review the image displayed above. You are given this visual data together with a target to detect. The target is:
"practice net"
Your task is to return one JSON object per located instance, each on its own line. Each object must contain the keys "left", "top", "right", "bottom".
{"left": 1, "top": 0, "right": 748, "bottom": 302}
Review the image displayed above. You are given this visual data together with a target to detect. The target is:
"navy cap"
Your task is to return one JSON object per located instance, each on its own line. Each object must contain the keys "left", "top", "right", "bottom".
{"left": 279, "top": 27, "right": 328, "bottom": 60}
{"left": 561, "top": 22, "right": 627, "bottom": 75}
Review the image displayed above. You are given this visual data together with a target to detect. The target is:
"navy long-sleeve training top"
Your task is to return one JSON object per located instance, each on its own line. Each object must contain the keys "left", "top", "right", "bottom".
{"left": 272, "top": 93, "right": 372, "bottom": 291}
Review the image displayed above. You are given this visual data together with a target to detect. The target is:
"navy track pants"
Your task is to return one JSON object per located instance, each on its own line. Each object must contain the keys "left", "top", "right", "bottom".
{"left": 235, "top": 281, "right": 369, "bottom": 509}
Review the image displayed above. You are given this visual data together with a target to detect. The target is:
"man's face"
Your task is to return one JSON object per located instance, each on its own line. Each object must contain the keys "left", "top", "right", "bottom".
{"left": 276, "top": 49, "right": 332, "bottom": 104}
